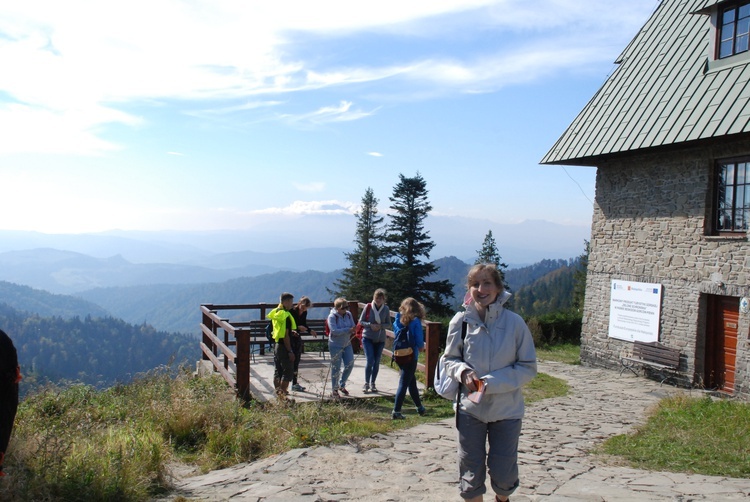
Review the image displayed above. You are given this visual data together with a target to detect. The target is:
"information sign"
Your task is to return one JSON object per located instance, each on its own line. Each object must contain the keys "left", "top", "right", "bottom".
{"left": 608, "top": 280, "right": 662, "bottom": 342}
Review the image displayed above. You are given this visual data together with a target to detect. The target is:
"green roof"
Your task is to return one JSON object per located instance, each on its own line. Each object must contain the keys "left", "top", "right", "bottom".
{"left": 541, "top": 0, "right": 750, "bottom": 166}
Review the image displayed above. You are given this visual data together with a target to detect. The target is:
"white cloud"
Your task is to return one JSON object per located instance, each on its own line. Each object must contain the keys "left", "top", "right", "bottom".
{"left": 0, "top": 0, "right": 656, "bottom": 154}
{"left": 367, "top": 152, "right": 383, "bottom": 157}
{"left": 253, "top": 200, "right": 359, "bottom": 216}
{"left": 278, "top": 101, "right": 378, "bottom": 126}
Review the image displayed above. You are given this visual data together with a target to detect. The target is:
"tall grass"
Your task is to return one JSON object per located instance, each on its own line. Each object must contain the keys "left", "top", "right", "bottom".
{"left": 1, "top": 365, "right": 567, "bottom": 501}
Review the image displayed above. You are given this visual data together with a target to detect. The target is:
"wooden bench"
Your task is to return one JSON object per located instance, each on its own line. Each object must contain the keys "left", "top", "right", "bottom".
{"left": 620, "top": 341, "right": 681, "bottom": 385}
{"left": 238, "top": 319, "right": 329, "bottom": 361}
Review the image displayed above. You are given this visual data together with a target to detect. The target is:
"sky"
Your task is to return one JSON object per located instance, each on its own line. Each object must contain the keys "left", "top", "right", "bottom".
{"left": 0, "top": 0, "right": 660, "bottom": 239}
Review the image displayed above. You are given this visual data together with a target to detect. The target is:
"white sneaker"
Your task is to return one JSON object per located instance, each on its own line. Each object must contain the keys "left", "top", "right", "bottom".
{"left": 362, "top": 383, "right": 370, "bottom": 393}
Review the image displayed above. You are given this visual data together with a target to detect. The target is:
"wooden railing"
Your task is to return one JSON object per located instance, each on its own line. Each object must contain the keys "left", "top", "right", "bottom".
{"left": 199, "top": 301, "right": 441, "bottom": 400}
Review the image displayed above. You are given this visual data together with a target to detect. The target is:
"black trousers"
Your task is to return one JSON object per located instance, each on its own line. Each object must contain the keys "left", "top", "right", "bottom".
{"left": 0, "top": 377, "right": 18, "bottom": 461}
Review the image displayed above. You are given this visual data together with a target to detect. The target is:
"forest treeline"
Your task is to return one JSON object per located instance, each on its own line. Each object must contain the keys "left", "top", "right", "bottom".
{"left": 0, "top": 302, "right": 195, "bottom": 397}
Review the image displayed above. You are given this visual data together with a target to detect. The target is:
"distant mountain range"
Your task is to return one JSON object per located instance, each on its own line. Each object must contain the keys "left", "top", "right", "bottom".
{"left": 0, "top": 218, "right": 588, "bottom": 336}
{"left": 0, "top": 246, "right": 348, "bottom": 294}
{"left": 0, "top": 217, "right": 589, "bottom": 266}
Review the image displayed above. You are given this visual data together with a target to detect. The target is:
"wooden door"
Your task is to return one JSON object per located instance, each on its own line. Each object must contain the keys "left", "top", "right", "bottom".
{"left": 705, "top": 295, "right": 739, "bottom": 393}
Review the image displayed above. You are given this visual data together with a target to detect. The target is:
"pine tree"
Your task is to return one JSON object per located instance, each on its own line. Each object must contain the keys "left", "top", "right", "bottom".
{"left": 474, "top": 230, "right": 509, "bottom": 289}
{"left": 332, "top": 188, "right": 386, "bottom": 301}
{"left": 383, "top": 173, "right": 453, "bottom": 316}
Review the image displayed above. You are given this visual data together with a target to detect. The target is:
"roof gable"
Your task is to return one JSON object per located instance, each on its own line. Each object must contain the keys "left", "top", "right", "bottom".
{"left": 542, "top": 0, "right": 750, "bottom": 166}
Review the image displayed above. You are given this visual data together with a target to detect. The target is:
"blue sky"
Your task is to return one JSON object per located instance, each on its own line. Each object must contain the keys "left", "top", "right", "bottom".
{"left": 0, "top": 0, "right": 659, "bottom": 238}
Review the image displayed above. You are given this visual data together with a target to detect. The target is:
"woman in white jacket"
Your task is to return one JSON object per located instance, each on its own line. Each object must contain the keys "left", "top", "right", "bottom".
{"left": 443, "top": 264, "right": 537, "bottom": 502}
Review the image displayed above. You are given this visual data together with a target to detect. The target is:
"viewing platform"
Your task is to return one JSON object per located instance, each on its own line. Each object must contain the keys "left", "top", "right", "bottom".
{"left": 197, "top": 352, "right": 421, "bottom": 403}
{"left": 199, "top": 301, "right": 440, "bottom": 401}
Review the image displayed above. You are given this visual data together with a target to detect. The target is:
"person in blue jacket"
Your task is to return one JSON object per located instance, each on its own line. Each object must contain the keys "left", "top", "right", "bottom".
{"left": 391, "top": 297, "right": 426, "bottom": 419}
{"left": 327, "top": 297, "right": 356, "bottom": 399}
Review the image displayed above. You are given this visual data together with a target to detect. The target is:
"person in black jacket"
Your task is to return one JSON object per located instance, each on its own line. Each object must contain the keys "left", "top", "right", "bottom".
{"left": 0, "top": 329, "right": 20, "bottom": 477}
{"left": 289, "top": 296, "right": 317, "bottom": 392}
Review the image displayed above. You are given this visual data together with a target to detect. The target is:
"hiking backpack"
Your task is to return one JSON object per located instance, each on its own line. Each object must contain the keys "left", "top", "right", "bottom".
{"left": 393, "top": 323, "right": 411, "bottom": 352}
{"left": 265, "top": 321, "right": 275, "bottom": 344}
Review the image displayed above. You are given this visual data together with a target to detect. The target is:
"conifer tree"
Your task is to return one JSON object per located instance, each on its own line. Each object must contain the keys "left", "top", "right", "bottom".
{"left": 332, "top": 188, "right": 386, "bottom": 301}
{"left": 383, "top": 173, "right": 453, "bottom": 316}
{"left": 475, "top": 230, "right": 509, "bottom": 289}
{"left": 572, "top": 239, "right": 590, "bottom": 311}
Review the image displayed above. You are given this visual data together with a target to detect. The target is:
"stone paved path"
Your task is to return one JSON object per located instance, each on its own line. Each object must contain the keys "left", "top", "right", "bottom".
{"left": 157, "top": 361, "right": 750, "bottom": 501}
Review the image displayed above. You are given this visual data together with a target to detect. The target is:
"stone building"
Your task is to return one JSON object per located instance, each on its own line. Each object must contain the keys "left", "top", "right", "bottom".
{"left": 542, "top": 0, "right": 750, "bottom": 398}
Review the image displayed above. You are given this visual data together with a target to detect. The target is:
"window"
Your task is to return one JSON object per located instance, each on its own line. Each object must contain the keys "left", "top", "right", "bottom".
{"left": 715, "top": 158, "right": 750, "bottom": 233}
{"left": 718, "top": 1, "right": 750, "bottom": 59}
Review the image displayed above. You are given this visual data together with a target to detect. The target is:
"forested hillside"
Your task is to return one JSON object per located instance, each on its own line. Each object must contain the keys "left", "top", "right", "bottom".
{"left": 0, "top": 302, "right": 195, "bottom": 396}
{"left": 512, "top": 258, "right": 582, "bottom": 316}
{"left": 0, "top": 254, "right": 583, "bottom": 340}
{"left": 76, "top": 270, "right": 343, "bottom": 335}
{"left": 504, "top": 259, "right": 571, "bottom": 291}
{"left": 0, "top": 280, "right": 109, "bottom": 318}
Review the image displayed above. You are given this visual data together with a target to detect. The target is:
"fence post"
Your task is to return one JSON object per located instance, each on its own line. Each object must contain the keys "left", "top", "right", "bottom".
{"left": 235, "top": 329, "right": 251, "bottom": 401}
{"left": 348, "top": 300, "right": 361, "bottom": 353}
{"left": 424, "top": 321, "right": 441, "bottom": 388}
{"left": 201, "top": 305, "right": 215, "bottom": 362}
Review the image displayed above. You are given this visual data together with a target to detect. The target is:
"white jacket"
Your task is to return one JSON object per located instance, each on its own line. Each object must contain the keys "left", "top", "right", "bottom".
{"left": 443, "top": 291, "right": 537, "bottom": 422}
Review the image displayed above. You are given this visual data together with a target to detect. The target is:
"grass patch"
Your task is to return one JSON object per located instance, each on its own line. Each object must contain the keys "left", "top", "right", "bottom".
{"left": 599, "top": 395, "right": 750, "bottom": 478}
{"left": 524, "top": 372, "right": 569, "bottom": 403}
{"left": 2, "top": 364, "right": 568, "bottom": 501}
{"left": 536, "top": 343, "right": 580, "bottom": 365}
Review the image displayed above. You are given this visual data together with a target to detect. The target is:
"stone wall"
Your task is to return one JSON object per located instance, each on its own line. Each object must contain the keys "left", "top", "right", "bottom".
{"left": 581, "top": 141, "right": 750, "bottom": 399}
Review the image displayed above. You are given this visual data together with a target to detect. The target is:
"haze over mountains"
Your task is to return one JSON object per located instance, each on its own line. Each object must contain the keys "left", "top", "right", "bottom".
{"left": 0, "top": 217, "right": 589, "bottom": 335}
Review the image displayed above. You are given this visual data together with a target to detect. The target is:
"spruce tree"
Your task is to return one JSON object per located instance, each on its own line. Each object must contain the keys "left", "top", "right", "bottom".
{"left": 572, "top": 239, "right": 590, "bottom": 311}
{"left": 332, "top": 188, "right": 386, "bottom": 301}
{"left": 475, "top": 230, "right": 509, "bottom": 289}
{"left": 383, "top": 173, "right": 453, "bottom": 316}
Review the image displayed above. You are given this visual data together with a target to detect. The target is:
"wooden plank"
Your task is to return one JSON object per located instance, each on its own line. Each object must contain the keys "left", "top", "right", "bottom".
{"left": 200, "top": 323, "right": 237, "bottom": 362}
{"left": 200, "top": 342, "right": 236, "bottom": 387}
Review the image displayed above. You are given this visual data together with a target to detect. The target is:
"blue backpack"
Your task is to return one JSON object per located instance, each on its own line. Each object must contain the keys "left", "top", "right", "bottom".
{"left": 392, "top": 322, "right": 414, "bottom": 364}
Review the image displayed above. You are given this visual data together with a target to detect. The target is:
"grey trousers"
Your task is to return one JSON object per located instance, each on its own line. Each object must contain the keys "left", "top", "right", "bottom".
{"left": 456, "top": 410, "right": 521, "bottom": 499}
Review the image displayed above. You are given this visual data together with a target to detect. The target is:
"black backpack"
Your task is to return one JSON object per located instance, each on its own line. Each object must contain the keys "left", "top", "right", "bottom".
{"left": 265, "top": 321, "right": 275, "bottom": 344}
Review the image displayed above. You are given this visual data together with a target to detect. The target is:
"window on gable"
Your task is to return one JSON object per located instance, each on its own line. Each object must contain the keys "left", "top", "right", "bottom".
{"left": 714, "top": 158, "right": 750, "bottom": 233}
{"left": 718, "top": 1, "right": 750, "bottom": 58}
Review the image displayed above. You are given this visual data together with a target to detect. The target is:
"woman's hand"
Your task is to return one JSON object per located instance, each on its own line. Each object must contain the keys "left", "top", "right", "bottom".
{"left": 461, "top": 369, "right": 479, "bottom": 392}
{"left": 371, "top": 323, "right": 381, "bottom": 331}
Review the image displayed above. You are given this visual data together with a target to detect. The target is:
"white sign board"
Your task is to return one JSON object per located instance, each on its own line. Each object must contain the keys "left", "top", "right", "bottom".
{"left": 608, "top": 280, "right": 662, "bottom": 342}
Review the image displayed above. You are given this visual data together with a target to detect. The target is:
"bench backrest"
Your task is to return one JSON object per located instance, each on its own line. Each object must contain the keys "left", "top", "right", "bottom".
{"left": 633, "top": 341, "right": 680, "bottom": 368}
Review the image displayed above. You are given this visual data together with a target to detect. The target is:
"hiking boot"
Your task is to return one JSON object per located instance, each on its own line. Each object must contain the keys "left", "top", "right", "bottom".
{"left": 362, "top": 383, "right": 370, "bottom": 393}
{"left": 417, "top": 406, "right": 426, "bottom": 416}
{"left": 392, "top": 411, "right": 406, "bottom": 420}
{"left": 331, "top": 389, "right": 341, "bottom": 400}
{"left": 370, "top": 384, "right": 378, "bottom": 393}
{"left": 339, "top": 386, "right": 349, "bottom": 396}
{"left": 291, "top": 383, "right": 306, "bottom": 392}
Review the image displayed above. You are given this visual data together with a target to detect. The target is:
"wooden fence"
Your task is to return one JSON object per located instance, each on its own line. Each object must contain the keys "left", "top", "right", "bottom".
{"left": 200, "top": 300, "right": 441, "bottom": 400}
